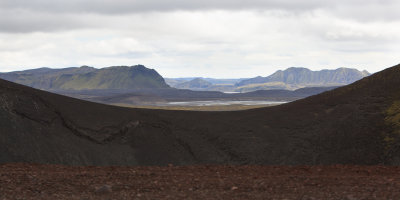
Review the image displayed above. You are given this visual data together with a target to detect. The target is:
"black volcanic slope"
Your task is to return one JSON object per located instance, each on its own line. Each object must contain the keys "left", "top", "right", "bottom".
{"left": 1, "top": 64, "right": 400, "bottom": 166}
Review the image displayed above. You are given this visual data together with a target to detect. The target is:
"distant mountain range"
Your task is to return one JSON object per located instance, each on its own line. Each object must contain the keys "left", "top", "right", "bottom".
{"left": 1, "top": 66, "right": 368, "bottom": 93}
{"left": 0, "top": 65, "right": 169, "bottom": 90}
{"left": 235, "top": 67, "right": 370, "bottom": 92}
{"left": 0, "top": 65, "right": 344, "bottom": 106}
{"left": 167, "top": 67, "right": 370, "bottom": 92}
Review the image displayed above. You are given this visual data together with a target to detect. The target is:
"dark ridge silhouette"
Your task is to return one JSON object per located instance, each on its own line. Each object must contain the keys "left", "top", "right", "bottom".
{"left": 0, "top": 63, "right": 399, "bottom": 166}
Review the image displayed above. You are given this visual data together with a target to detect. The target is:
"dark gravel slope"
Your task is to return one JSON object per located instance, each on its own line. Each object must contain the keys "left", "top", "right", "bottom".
{"left": 1, "top": 64, "right": 400, "bottom": 165}
{"left": 1, "top": 164, "right": 400, "bottom": 200}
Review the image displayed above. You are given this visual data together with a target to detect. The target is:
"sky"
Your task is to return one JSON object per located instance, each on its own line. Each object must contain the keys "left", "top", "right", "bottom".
{"left": 0, "top": 0, "right": 399, "bottom": 78}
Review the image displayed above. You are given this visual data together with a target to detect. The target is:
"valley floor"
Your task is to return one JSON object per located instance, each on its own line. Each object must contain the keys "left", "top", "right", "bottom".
{"left": 113, "top": 103, "right": 278, "bottom": 111}
{"left": 0, "top": 164, "right": 399, "bottom": 199}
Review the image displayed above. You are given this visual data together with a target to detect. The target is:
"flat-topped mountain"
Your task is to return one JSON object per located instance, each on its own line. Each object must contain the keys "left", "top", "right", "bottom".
{"left": 165, "top": 67, "right": 369, "bottom": 92}
{"left": 235, "top": 67, "right": 370, "bottom": 92}
{"left": 0, "top": 63, "right": 399, "bottom": 166}
{"left": 0, "top": 65, "right": 169, "bottom": 90}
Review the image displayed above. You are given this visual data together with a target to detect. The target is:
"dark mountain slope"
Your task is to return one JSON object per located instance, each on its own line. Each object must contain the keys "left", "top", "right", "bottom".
{"left": 0, "top": 64, "right": 400, "bottom": 166}
{"left": 0, "top": 78, "right": 227, "bottom": 165}
{"left": 241, "top": 65, "right": 399, "bottom": 164}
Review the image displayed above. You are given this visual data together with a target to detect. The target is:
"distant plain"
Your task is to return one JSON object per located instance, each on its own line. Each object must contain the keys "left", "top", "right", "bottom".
{"left": 114, "top": 102, "right": 282, "bottom": 111}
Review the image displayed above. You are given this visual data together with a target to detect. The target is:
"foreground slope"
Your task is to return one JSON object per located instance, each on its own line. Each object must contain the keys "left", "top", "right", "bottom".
{"left": 2, "top": 164, "right": 400, "bottom": 199}
{"left": 0, "top": 64, "right": 400, "bottom": 165}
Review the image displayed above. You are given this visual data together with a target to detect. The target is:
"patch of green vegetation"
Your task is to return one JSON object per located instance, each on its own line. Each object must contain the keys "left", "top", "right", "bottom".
{"left": 52, "top": 66, "right": 169, "bottom": 90}
{"left": 0, "top": 65, "right": 169, "bottom": 90}
{"left": 383, "top": 101, "right": 400, "bottom": 154}
{"left": 386, "top": 101, "right": 400, "bottom": 129}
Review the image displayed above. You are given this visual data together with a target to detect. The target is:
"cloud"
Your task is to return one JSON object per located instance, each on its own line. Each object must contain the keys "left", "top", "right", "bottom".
{"left": 0, "top": 0, "right": 330, "bottom": 13}
{"left": 1, "top": 0, "right": 399, "bottom": 33}
{"left": 1, "top": 0, "right": 399, "bottom": 18}
{"left": 0, "top": 10, "right": 94, "bottom": 33}
{"left": 0, "top": 1, "right": 399, "bottom": 77}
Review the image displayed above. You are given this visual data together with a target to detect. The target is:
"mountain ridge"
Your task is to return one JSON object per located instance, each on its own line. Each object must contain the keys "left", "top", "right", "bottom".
{"left": 0, "top": 65, "right": 169, "bottom": 90}
{"left": 167, "top": 67, "right": 369, "bottom": 92}
{"left": 235, "top": 67, "right": 369, "bottom": 89}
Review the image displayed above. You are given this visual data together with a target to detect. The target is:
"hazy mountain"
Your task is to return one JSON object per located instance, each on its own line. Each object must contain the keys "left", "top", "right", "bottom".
{"left": 201, "top": 78, "right": 247, "bottom": 85}
{"left": 164, "top": 78, "right": 190, "bottom": 87}
{"left": 0, "top": 65, "right": 169, "bottom": 90}
{"left": 165, "top": 67, "right": 369, "bottom": 92}
{"left": 1, "top": 63, "right": 399, "bottom": 166}
{"left": 235, "top": 67, "right": 370, "bottom": 92}
{"left": 174, "top": 78, "right": 213, "bottom": 90}
{"left": 165, "top": 77, "right": 245, "bottom": 88}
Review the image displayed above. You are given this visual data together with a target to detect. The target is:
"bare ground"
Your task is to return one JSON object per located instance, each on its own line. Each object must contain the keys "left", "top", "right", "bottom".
{"left": 1, "top": 164, "right": 400, "bottom": 200}
{"left": 113, "top": 103, "right": 277, "bottom": 111}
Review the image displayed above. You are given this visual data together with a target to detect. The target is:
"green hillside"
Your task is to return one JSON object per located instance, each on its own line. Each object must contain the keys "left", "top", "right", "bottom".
{"left": 0, "top": 65, "right": 170, "bottom": 90}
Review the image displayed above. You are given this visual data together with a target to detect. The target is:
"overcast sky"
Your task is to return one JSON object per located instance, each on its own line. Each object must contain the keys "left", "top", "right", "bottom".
{"left": 0, "top": 0, "right": 399, "bottom": 78}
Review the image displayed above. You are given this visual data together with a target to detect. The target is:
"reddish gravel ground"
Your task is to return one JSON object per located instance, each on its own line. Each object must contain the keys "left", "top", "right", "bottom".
{"left": 0, "top": 164, "right": 400, "bottom": 200}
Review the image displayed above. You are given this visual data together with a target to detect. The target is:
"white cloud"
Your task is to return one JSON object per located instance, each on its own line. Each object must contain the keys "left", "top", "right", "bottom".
{"left": 0, "top": 1, "right": 399, "bottom": 78}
